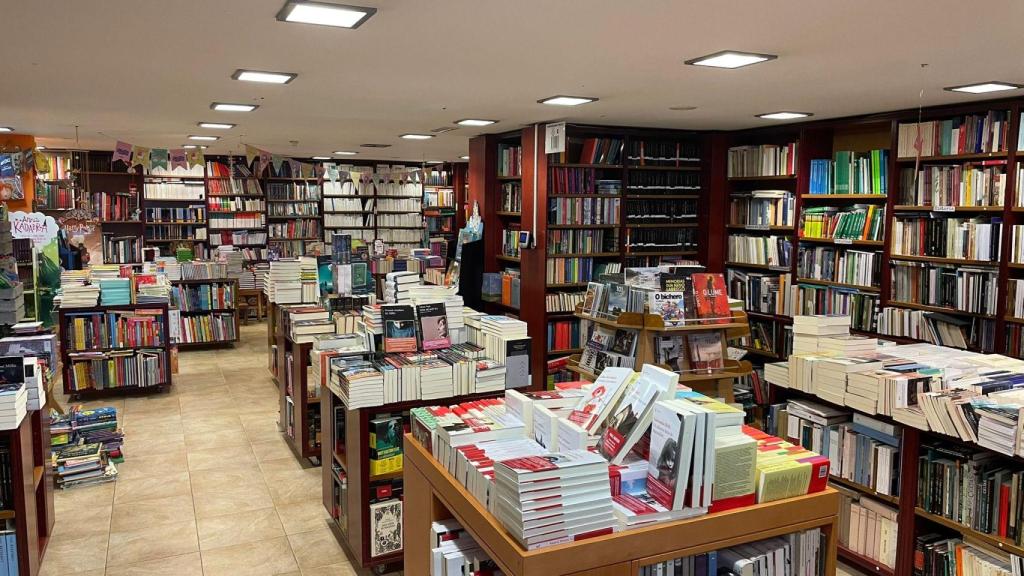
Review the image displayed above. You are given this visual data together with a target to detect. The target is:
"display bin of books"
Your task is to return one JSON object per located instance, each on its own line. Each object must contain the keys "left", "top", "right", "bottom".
{"left": 403, "top": 432, "right": 839, "bottom": 576}
{"left": 568, "top": 308, "right": 753, "bottom": 402}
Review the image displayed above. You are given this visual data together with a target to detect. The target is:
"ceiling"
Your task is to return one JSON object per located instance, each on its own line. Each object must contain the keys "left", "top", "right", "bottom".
{"left": 3, "top": 0, "right": 1024, "bottom": 162}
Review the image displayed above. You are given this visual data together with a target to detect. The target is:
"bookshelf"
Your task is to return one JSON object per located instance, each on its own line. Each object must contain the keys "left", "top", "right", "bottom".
{"left": 33, "top": 149, "right": 89, "bottom": 212}
{"left": 266, "top": 177, "right": 322, "bottom": 257}
{"left": 86, "top": 152, "right": 145, "bottom": 265}
{"left": 422, "top": 165, "right": 457, "bottom": 261}
{"left": 169, "top": 278, "right": 239, "bottom": 348}
{"left": 0, "top": 410, "right": 55, "bottom": 576}
{"left": 58, "top": 303, "right": 173, "bottom": 397}
{"left": 206, "top": 157, "right": 267, "bottom": 263}
{"left": 403, "top": 432, "right": 839, "bottom": 576}
{"left": 283, "top": 340, "right": 319, "bottom": 460}
{"left": 142, "top": 165, "right": 209, "bottom": 260}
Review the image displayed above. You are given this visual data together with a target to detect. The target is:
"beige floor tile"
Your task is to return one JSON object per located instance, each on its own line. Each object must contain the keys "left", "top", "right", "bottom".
{"left": 53, "top": 482, "right": 116, "bottom": 514}
{"left": 186, "top": 443, "right": 258, "bottom": 472}
{"left": 190, "top": 465, "right": 266, "bottom": 495}
{"left": 107, "top": 519, "right": 199, "bottom": 567}
{"left": 274, "top": 499, "right": 331, "bottom": 535}
{"left": 265, "top": 468, "right": 323, "bottom": 505}
{"left": 104, "top": 552, "right": 204, "bottom": 576}
{"left": 181, "top": 413, "right": 243, "bottom": 434}
{"left": 193, "top": 481, "right": 275, "bottom": 519}
{"left": 38, "top": 533, "right": 109, "bottom": 575}
{"left": 288, "top": 525, "right": 349, "bottom": 571}
{"left": 110, "top": 493, "right": 195, "bottom": 532}
{"left": 258, "top": 454, "right": 307, "bottom": 475}
{"left": 48, "top": 504, "right": 112, "bottom": 541}
{"left": 114, "top": 470, "right": 191, "bottom": 504}
{"left": 115, "top": 450, "right": 188, "bottom": 480}
{"left": 251, "top": 436, "right": 295, "bottom": 462}
{"left": 300, "top": 562, "right": 360, "bottom": 576}
{"left": 183, "top": 427, "right": 250, "bottom": 451}
{"left": 123, "top": 394, "right": 182, "bottom": 414}
{"left": 121, "top": 433, "right": 187, "bottom": 456}
{"left": 199, "top": 536, "right": 299, "bottom": 576}
{"left": 196, "top": 506, "right": 285, "bottom": 551}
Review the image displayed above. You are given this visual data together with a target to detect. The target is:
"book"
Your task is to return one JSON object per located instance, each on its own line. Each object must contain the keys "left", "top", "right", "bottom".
{"left": 646, "top": 400, "right": 698, "bottom": 510}
{"left": 691, "top": 273, "right": 730, "bottom": 324}
{"left": 648, "top": 291, "right": 687, "bottom": 326}
{"left": 599, "top": 365, "right": 680, "bottom": 464}
{"left": 381, "top": 305, "right": 417, "bottom": 353}
{"left": 687, "top": 333, "right": 724, "bottom": 372}
{"left": 568, "top": 367, "right": 635, "bottom": 434}
{"left": 369, "top": 499, "right": 403, "bottom": 557}
{"left": 416, "top": 302, "right": 450, "bottom": 350}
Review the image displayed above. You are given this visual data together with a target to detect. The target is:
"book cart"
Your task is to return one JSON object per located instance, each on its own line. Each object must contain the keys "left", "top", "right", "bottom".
{"left": 58, "top": 303, "right": 173, "bottom": 398}
{"left": 403, "top": 433, "right": 840, "bottom": 576}
{"left": 567, "top": 309, "right": 753, "bottom": 403}
{"left": 170, "top": 278, "right": 240, "bottom": 348}
{"left": 321, "top": 381, "right": 505, "bottom": 572}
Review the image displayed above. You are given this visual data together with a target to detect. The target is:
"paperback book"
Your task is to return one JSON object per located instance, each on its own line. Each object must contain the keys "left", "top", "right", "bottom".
{"left": 382, "top": 305, "right": 418, "bottom": 353}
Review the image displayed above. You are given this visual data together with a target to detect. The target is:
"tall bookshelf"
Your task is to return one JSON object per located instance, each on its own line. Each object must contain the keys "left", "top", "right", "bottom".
{"left": 423, "top": 165, "right": 457, "bottom": 261}
{"left": 142, "top": 166, "right": 209, "bottom": 260}
{"left": 373, "top": 170, "right": 425, "bottom": 251}
{"left": 206, "top": 156, "right": 267, "bottom": 263}
{"left": 33, "top": 149, "right": 88, "bottom": 213}
{"left": 87, "top": 152, "right": 145, "bottom": 266}
{"left": 265, "top": 177, "right": 322, "bottom": 257}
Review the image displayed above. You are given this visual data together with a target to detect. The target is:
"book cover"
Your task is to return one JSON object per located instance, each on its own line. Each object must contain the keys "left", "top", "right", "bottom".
{"left": 568, "top": 367, "right": 635, "bottom": 434}
{"left": 504, "top": 338, "right": 531, "bottom": 389}
{"left": 416, "top": 302, "right": 450, "bottom": 350}
{"left": 691, "top": 273, "right": 730, "bottom": 324}
{"left": 598, "top": 365, "right": 679, "bottom": 464}
{"left": 381, "top": 305, "right": 418, "bottom": 353}
{"left": 604, "top": 284, "right": 629, "bottom": 316}
{"left": 646, "top": 400, "right": 696, "bottom": 510}
{"left": 609, "top": 329, "right": 637, "bottom": 356}
{"left": 369, "top": 499, "right": 403, "bottom": 557}
{"left": 687, "top": 333, "right": 724, "bottom": 372}
{"left": 648, "top": 292, "right": 687, "bottom": 327}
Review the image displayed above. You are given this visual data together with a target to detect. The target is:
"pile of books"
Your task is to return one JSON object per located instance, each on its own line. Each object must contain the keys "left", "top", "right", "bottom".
{"left": 835, "top": 488, "right": 898, "bottom": 570}
{"left": 55, "top": 442, "right": 118, "bottom": 489}
{"left": 383, "top": 271, "right": 420, "bottom": 304}
{"left": 0, "top": 379, "right": 26, "bottom": 430}
{"left": 99, "top": 278, "right": 131, "bottom": 306}
{"left": 299, "top": 257, "right": 319, "bottom": 302}
{"left": 59, "top": 269, "right": 100, "bottom": 308}
{"left": 180, "top": 261, "right": 228, "bottom": 280}
{"left": 265, "top": 259, "right": 302, "bottom": 303}
{"left": 642, "top": 528, "right": 824, "bottom": 576}
{"left": 330, "top": 356, "right": 385, "bottom": 409}
{"left": 287, "top": 306, "right": 333, "bottom": 344}
{"left": 428, "top": 519, "right": 497, "bottom": 576}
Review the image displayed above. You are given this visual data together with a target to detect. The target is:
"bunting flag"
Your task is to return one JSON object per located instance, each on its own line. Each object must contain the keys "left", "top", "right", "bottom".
{"left": 112, "top": 141, "right": 132, "bottom": 165}
{"left": 300, "top": 162, "right": 315, "bottom": 179}
{"left": 287, "top": 158, "right": 300, "bottom": 177}
{"left": 150, "top": 148, "right": 170, "bottom": 170}
{"left": 186, "top": 148, "right": 205, "bottom": 169}
{"left": 271, "top": 154, "right": 285, "bottom": 174}
{"left": 170, "top": 149, "right": 188, "bottom": 171}
{"left": 258, "top": 150, "right": 272, "bottom": 174}
{"left": 131, "top": 145, "right": 151, "bottom": 169}
{"left": 245, "top": 145, "right": 259, "bottom": 166}
{"left": 323, "top": 162, "right": 339, "bottom": 182}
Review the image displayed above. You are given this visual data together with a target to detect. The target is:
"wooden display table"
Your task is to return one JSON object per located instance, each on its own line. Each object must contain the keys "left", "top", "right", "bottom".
{"left": 404, "top": 433, "right": 839, "bottom": 576}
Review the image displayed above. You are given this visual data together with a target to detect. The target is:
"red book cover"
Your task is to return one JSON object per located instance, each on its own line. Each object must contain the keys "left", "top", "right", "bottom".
{"left": 691, "top": 273, "right": 730, "bottom": 324}
{"left": 579, "top": 139, "right": 598, "bottom": 165}
{"left": 797, "top": 454, "right": 830, "bottom": 494}
{"left": 709, "top": 493, "right": 756, "bottom": 514}
{"left": 999, "top": 483, "right": 1010, "bottom": 538}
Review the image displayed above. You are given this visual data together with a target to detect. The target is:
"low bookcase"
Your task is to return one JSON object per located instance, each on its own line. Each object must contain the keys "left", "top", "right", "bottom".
{"left": 170, "top": 278, "right": 240, "bottom": 348}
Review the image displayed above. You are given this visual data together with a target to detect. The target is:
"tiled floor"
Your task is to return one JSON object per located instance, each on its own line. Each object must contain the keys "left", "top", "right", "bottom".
{"left": 39, "top": 321, "right": 869, "bottom": 576}
{"left": 40, "top": 322, "right": 362, "bottom": 576}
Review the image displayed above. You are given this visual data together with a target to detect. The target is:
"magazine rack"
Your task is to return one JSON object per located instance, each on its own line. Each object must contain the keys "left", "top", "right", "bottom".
{"left": 403, "top": 433, "right": 839, "bottom": 576}
{"left": 569, "top": 309, "right": 753, "bottom": 402}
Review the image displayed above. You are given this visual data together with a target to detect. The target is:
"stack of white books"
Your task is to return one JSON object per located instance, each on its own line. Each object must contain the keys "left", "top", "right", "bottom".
{"left": 478, "top": 315, "right": 528, "bottom": 361}
{"left": 59, "top": 283, "right": 100, "bottom": 308}
{"left": 763, "top": 362, "right": 790, "bottom": 389}
{"left": 330, "top": 358, "right": 384, "bottom": 409}
{"left": 814, "top": 356, "right": 885, "bottom": 406}
{"left": 791, "top": 314, "right": 850, "bottom": 354}
{"left": 408, "top": 286, "right": 467, "bottom": 343}
{"left": 361, "top": 305, "right": 383, "bottom": 335}
{"left": 299, "top": 257, "right": 320, "bottom": 303}
{"left": 21, "top": 356, "right": 45, "bottom": 411}
{"left": 473, "top": 359, "right": 506, "bottom": 394}
{"left": 0, "top": 382, "right": 28, "bottom": 430}
{"left": 493, "top": 450, "right": 616, "bottom": 550}
{"left": 216, "top": 247, "right": 246, "bottom": 279}
{"left": 384, "top": 271, "right": 420, "bottom": 303}
{"left": 265, "top": 259, "right": 302, "bottom": 303}
{"left": 818, "top": 335, "right": 878, "bottom": 356}
{"left": 420, "top": 358, "right": 455, "bottom": 400}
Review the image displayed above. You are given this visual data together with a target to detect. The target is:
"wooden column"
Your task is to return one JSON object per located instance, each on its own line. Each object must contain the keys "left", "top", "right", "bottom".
{"left": 520, "top": 125, "right": 549, "bottom": 390}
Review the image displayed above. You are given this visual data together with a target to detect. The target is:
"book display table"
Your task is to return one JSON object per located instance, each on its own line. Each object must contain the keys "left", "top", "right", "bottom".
{"left": 403, "top": 433, "right": 839, "bottom": 576}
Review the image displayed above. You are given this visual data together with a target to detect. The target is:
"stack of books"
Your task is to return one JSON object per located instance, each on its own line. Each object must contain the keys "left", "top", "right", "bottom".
{"left": 59, "top": 270, "right": 100, "bottom": 308}
{"left": 477, "top": 315, "right": 531, "bottom": 390}
{"left": 265, "top": 259, "right": 302, "bottom": 303}
{"left": 299, "top": 256, "right": 319, "bottom": 302}
{"left": 99, "top": 278, "right": 132, "bottom": 306}
{"left": 287, "top": 306, "right": 333, "bottom": 344}
{"left": 384, "top": 271, "right": 420, "bottom": 304}
{"left": 0, "top": 379, "right": 27, "bottom": 431}
{"left": 55, "top": 442, "right": 118, "bottom": 488}
{"left": 330, "top": 357, "right": 384, "bottom": 409}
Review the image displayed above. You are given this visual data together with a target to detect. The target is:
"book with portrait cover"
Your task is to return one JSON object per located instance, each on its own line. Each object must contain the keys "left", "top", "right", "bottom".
{"left": 381, "top": 305, "right": 418, "bottom": 353}
{"left": 646, "top": 400, "right": 696, "bottom": 510}
{"left": 691, "top": 273, "right": 730, "bottom": 324}
{"left": 416, "top": 302, "right": 450, "bottom": 350}
{"left": 687, "top": 333, "right": 724, "bottom": 372}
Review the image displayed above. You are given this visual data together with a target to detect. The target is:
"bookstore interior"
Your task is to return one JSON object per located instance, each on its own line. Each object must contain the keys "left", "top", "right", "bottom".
{"left": 7, "top": 2, "right": 1024, "bottom": 575}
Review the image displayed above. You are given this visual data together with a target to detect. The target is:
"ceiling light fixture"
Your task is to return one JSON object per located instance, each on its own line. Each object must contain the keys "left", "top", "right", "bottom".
{"left": 333, "top": 151, "right": 358, "bottom": 155}
{"left": 198, "top": 122, "right": 235, "bottom": 129}
{"left": 685, "top": 50, "right": 777, "bottom": 69}
{"left": 669, "top": 106, "right": 698, "bottom": 111}
{"left": 538, "top": 95, "right": 598, "bottom": 106}
{"left": 188, "top": 135, "right": 220, "bottom": 141}
{"left": 211, "top": 102, "right": 258, "bottom": 112}
{"left": 455, "top": 119, "right": 498, "bottom": 127}
{"left": 459, "top": 155, "right": 470, "bottom": 160}
{"left": 0, "top": 127, "right": 13, "bottom": 133}
{"left": 232, "top": 69, "right": 298, "bottom": 84}
{"left": 183, "top": 144, "right": 209, "bottom": 149}
{"left": 312, "top": 156, "right": 332, "bottom": 160}
{"left": 400, "top": 134, "right": 433, "bottom": 140}
{"left": 945, "top": 81, "right": 1023, "bottom": 94}
{"left": 35, "top": 146, "right": 45, "bottom": 150}
{"left": 276, "top": 1, "right": 376, "bottom": 29}
{"left": 425, "top": 160, "right": 443, "bottom": 164}
{"left": 756, "top": 111, "right": 812, "bottom": 120}
{"left": 360, "top": 143, "right": 391, "bottom": 148}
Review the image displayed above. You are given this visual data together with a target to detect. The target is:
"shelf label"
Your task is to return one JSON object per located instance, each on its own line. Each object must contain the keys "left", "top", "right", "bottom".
{"left": 746, "top": 224, "right": 770, "bottom": 231}
{"left": 833, "top": 238, "right": 854, "bottom": 245}
{"left": 933, "top": 206, "right": 956, "bottom": 213}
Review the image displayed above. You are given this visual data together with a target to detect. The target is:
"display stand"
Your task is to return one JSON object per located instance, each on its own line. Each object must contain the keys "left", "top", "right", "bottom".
{"left": 568, "top": 309, "right": 753, "bottom": 402}
{"left": 282, "top": 340, "right": 319, "bottom": 462}
{"left": 403, "top": 433, "right": 838, "bottom": 576}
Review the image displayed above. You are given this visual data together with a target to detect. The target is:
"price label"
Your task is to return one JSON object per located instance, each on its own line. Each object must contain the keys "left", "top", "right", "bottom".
{"left": 834, "top": 238, "right": 854, "bottom": 245}
{"left": 933, "top": 206, "right": 956, "bottom": 213}
{"left": 746, "top": 224, "right": 770, "bottom": 231}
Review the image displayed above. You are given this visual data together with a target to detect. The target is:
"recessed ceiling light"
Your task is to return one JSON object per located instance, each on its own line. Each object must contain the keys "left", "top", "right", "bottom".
{"left": 0, "top": 127, "right": 13, "bottom": 133}
{"left": 455, "top": 119, "right": 497, "bottom": 127}
{"left": 276, "top": 1, "right": 376, "bottom": 29}
{"left": 183, "top": 144, "right": 209, "bottom": 149}
{"left": 459, "top": 155, "right": 470, "bottom": 160}
{"left": 211, "top": 102, "right": 259, "bottom": 112}
{"left": 425, "top": 160, "right": 443, "bottom": 164}
{"left": 945, "top": 81, "right": 1023, "bottom": 94}
{"left": 360, "top": 143, "right": 391, "bottom": 148}
{"left": 757, "top": 111, "right": 812, "bottom": 120}
{"left": 232, "top": 69, "right": 297, "bottom": 84}
{"left": 538, "top": 95, "right": 598, "bottom": 106}
{"left": 333, "top": 151, "right": 358, "bottom": 155}
{"left": 400, "top": 134, "right": 433, "bottom": 140}
{"left": 198, "top": 122, "right": 235, "bottom": 129}
{"left": 669, "top": 106, "right": 698, "bottom": 111}
{"left": 312, "top": 156, "right": 332, "bottom": 160}
{"left": 685, "top": 50, "right": 777, "bottom": 69}
{"left": 188, "top": 135, "right": 220, "bottom": 141}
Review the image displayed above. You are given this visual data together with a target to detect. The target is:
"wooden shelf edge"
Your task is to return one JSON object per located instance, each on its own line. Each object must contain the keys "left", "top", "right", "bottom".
{"left": 837, "top": 545, "right": 894, "bottom": 576}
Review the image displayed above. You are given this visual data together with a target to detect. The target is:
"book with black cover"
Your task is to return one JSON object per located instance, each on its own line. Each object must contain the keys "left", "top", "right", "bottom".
{"left": 505, "top": 338, "right": 531, "bottom": 389}
{"left": 382, "top": 305, "right": 418, "bottom": 353}
{"left": 416, "top": 302, "right": 450, "bottom": 350}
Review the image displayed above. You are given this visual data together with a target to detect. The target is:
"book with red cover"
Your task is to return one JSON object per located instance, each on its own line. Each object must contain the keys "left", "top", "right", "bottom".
{"left": 999, "top": 482, "right": 1010, "bottom": 538}
{"left": 691, "top": 273, "right": 730, "bottom": 325}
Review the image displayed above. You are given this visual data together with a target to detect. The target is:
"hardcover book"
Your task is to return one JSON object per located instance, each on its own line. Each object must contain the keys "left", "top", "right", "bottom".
{"left": 381, "top": 305, "right": 418, "bottom": 353}
{"left": 648, "top": 291, "right": 688, "bottom": 327}
{"left": 369, "top": 499, "right": 403, "bottom": 557}
{"left": 691, "top": 273, "right": 730, "bottom": 324}
{"left": 416, "top": 302, "right": 450, "bottom": 350}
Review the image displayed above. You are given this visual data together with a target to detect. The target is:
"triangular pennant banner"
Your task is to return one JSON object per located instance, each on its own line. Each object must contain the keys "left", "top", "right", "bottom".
{"left": 287, "top": 159, "right": 300, "bottom": 178}
{"left": 186, "top": 149, "right": 205, "bottom": 168}
{"left": 150, "top": 148, "right": 169, "bottom": 170}
{"left": 258, "top": 150, "right": 271, "bottom": 174}
{"left": 245, "top": 144, "right": 259, "bottom": 166}
{"left": 132, "top": 146, "right": 151, "bottom": 169}
{"left": 271, "top": 155, "right": 285, "bottom": 175}
{"left": 112, "top": 141, "right": 132, "bottom": 167}
{"left": 170, "top": 149, "right": 188, "bottom": 171}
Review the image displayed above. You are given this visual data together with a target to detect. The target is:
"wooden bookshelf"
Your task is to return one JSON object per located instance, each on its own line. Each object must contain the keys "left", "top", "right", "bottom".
{"left": 58, "top": 303, "right": 173, "bottom": 397}
{"left": 170, "top": 278, "right": 240, "bottom": 348}
{"left": 403, "top": 432, "right": 839, "bottom": 576}
{"left": 0, "top": 410, "right": 55, "bottom": 576}
{"left": 282, "top": 340, "right": 318, "bottom": 461}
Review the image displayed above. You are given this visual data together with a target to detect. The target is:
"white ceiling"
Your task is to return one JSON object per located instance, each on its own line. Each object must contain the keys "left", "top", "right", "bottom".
{"left": 3, "top": 0, "right": 1024, "bottom": 161}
